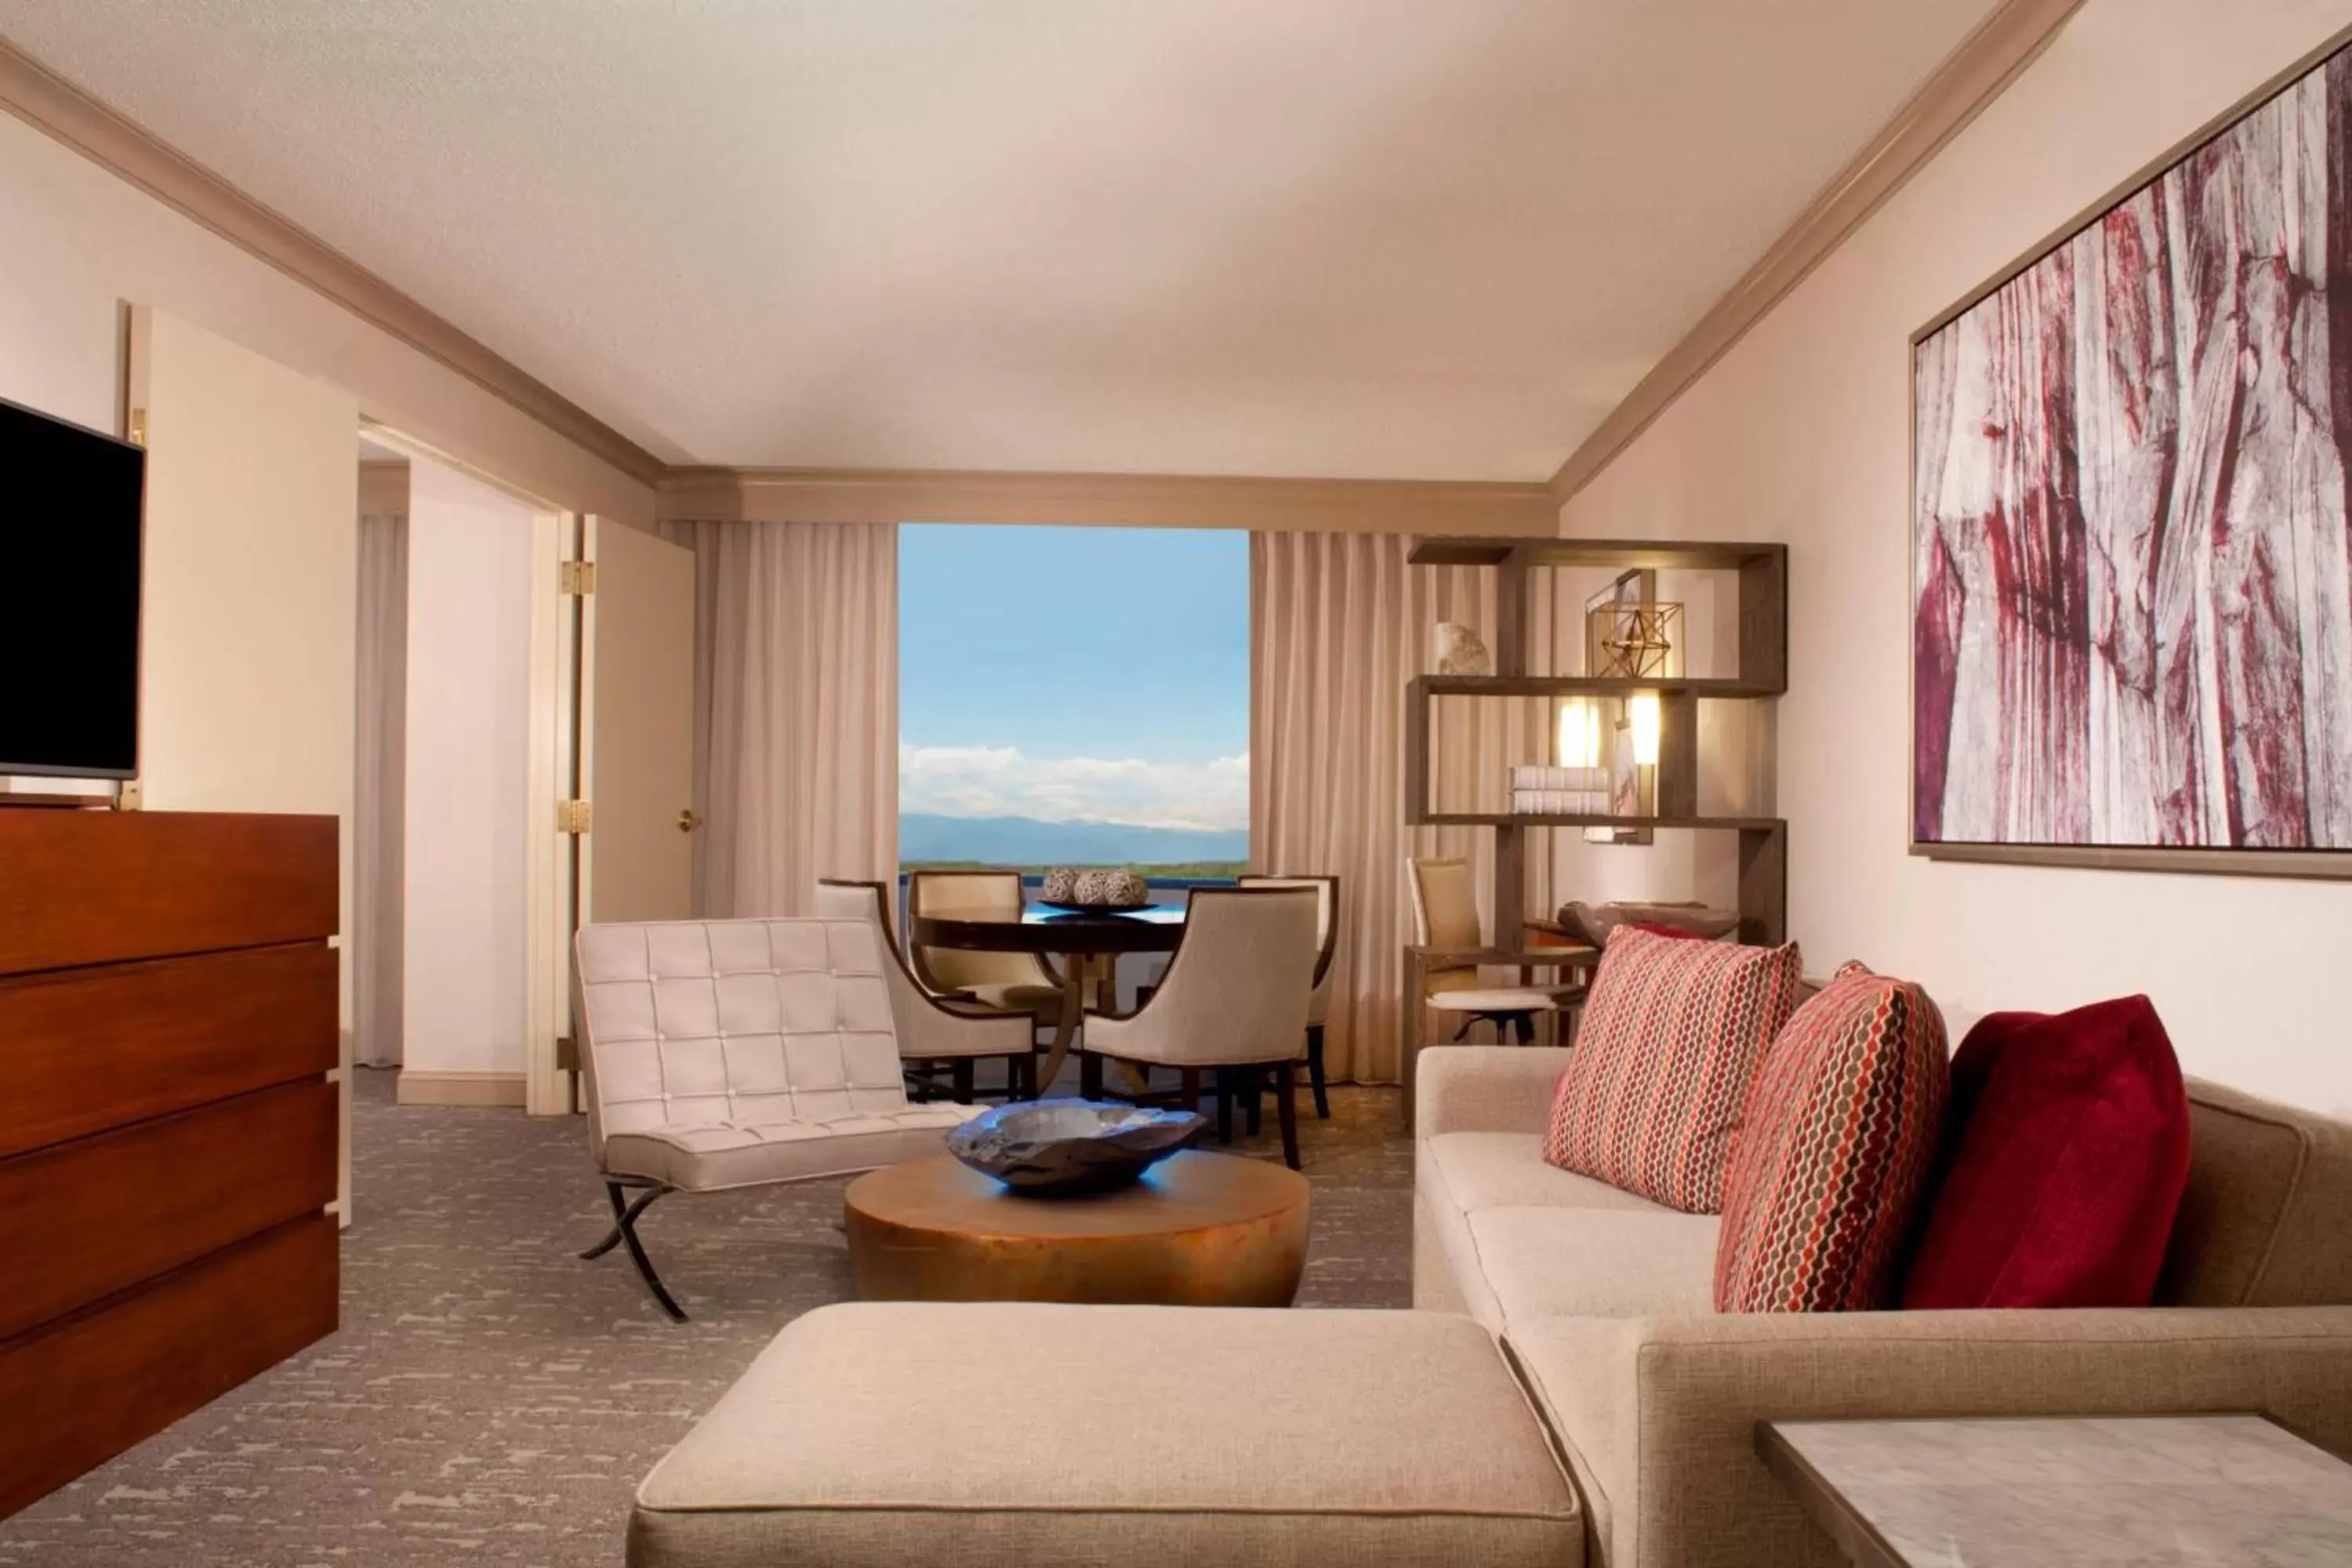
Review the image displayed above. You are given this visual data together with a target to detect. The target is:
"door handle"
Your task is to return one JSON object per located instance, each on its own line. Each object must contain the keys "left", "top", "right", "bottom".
{"left": 677, "top": 808, "right": 705, "bottom": 833}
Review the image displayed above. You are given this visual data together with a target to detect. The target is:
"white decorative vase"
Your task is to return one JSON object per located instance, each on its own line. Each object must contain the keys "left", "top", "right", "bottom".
{"left": 1432, "top": 622, "right": 1492, "bottom": 676}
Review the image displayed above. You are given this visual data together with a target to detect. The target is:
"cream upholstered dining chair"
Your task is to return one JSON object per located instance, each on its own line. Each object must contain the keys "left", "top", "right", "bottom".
{"left": 1407, "top": 856, "right": 1584, "bottom": 1044}
{"left": 572, "top": 916, "right": 984, "bottom": 1321}
{"left": 814, "top": 878, "right": 1039, "bottom": 1102}
{"left": 1081, "top": 887, "right": 1319, "bottom": 1169}
{"left": 1233, "top": 873, "right": 1340, "bottom": 1119}
{"left": 904, "top": 870, "right": 1066, "bottom": 1018}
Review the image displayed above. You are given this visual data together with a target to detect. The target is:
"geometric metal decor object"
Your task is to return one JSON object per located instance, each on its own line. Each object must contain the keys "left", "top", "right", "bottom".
{"left": 1585, "top": 601, "right": 1684, "bottom": 679}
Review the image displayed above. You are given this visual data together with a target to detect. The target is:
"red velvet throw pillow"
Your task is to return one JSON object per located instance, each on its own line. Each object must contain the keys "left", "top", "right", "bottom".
{"left": 1542, "top": 927, "right": 1803, "bottom": 1213}
{"left": 1715, "top": 962, "right": 1948, "bottom": 1312}
{"left": 1901, "top": 996, "right": 2190, "bottom": 1310}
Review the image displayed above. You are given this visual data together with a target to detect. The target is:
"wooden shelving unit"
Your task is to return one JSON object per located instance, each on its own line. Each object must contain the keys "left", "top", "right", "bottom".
{"left": 1406, "top": 536, "right": 1788, "bottom": 946}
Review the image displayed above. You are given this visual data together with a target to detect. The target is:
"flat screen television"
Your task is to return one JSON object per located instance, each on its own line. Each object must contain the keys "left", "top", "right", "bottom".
{"left": 0, "top": 394, "right": 145, "bottom": 779}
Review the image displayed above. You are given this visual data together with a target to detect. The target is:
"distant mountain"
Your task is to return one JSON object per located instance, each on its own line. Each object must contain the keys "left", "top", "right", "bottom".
{"left": 900, "top": 812, "right": 1246, "bottom": 867}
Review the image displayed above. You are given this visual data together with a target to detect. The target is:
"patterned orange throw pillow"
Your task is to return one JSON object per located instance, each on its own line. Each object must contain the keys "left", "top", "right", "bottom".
{"left": 1715, "top": 962, "right": 1949, "bottom": 1312}
{"left": 1541, "top": 927, "right": 1803, "bottom": 1212}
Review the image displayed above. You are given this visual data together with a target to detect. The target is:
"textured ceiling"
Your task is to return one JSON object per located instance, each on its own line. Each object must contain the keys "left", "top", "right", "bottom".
{"left": 0, "top": 1, "right": 1999, "bottom": 478}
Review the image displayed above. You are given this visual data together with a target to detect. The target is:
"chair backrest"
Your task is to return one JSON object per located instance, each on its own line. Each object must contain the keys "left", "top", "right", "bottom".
{"left": 905, "top": 869, "right": 1056, "bottom": 993}
{"left": 816, "top": 876, "right": 897, "bottom": 949}
{"left": 813, "top": 877, "right": 979, "bottom": 1054}
{"left": 1236, "top": 873, "right": 1340, "bottom": 989}
{"left": 1114, "top": 887, "right": 1318, "bottom": 1065}
{"left": 1408, "top": 857, "right": 1483, "bottom": 984}
{"left": 573, "top": 917, "right": 909, "bottom": 1163}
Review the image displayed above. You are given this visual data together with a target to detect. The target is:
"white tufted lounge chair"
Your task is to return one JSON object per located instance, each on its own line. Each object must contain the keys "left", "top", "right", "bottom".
{"left": 573, "top": 916, "right": 984, "bottom": 1319}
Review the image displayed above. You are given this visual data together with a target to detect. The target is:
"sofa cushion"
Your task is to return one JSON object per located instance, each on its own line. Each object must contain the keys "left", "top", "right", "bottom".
{"left": 1429, "top": 1132, "right": 1682, "bottom": 1214}
{"left": 1543, "top": 928, "right": 1804, "bottom": 1213}
{"left": 1417, "top": 1133, "right": 1678, "bottom": 1329}
{"left": 630, "top": 1302, "right": 1583, "bottom": 1568}
{"left": 1715, "top": 963, "right": 1947, "bottom": 1312}
{"left": 1470, "top": 1207, "right": 1721, "bottom": 1325}
{"left": 1904, "top": 996, "right": 2190, "bottom": 1309}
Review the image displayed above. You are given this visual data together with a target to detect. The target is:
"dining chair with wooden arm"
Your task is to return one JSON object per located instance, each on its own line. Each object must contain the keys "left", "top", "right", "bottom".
{"left": 1232, "top": 873, "right": 1341, "bottom": 1122}
{"left": 1080, "top": 886, "right": 1319, "bottom": 1169}
{"left": 815, "top": 878, "right": 1040, "bottom": 1101}
{"left": 903, "top": 869, "right": 1065, "bottom": 1019}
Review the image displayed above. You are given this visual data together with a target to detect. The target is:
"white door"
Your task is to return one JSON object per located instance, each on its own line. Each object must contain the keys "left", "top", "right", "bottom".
{"left": 129, "top": 306, "right": 360, "bottom": 1220}
{"left": 583, "top": 517, "right": 697, "bottom": 922}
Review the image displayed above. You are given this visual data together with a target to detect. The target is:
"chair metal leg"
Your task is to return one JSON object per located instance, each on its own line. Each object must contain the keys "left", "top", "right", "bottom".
{"left": 1306, "top": 1025, "right": 1330, "bottom": 1120}
{"left": 1274, "top": 1061, "right": 1301, "bottom": 1171}
{"left": 1512, "top": 1011, "right": 1534, "bottom": 1045}
{"left": 582, "top": 1180, "right": 684, "bottom": 1322}
{"left": 1079, "top": 1051, "right": 1104, "bottom": 1099}
{"left": 951, "top": 1058, "right": 976, "bottom": 1104}
{"left": 1178, "top": 1066, "right": 1200, "bottom": 1113}
{"left": 1214, "top": 1069, "right": 1236, "bottom": 1143}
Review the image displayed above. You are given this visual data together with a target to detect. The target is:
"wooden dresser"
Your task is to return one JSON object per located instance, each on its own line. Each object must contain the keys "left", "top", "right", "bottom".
{"left": 0, "top": 808, "right": 340, "bottom": 1519}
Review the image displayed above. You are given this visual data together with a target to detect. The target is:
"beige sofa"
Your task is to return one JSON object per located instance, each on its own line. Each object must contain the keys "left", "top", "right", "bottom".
{"left": 1415, "top": 1044, "right": 2352, "bottom": 1568}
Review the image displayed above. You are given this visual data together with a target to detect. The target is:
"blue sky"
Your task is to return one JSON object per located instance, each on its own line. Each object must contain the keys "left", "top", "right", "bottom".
{"left": 898, "top": 524, "right": 1248, "bottom": 829}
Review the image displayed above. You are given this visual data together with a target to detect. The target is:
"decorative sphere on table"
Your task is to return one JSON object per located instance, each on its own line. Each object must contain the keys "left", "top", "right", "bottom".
{"left": 1071, "top": 868, "right": 1148, "bottom": 909}
{"left": 1040, "top": 866, "right": 1083, "bottom": 904}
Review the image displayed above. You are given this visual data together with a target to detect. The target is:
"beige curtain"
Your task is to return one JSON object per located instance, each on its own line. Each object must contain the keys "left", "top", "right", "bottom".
{"left": 662, "top": 520, "right": 897, "bottom": 916}
{"left": 1250, "top": 532, "right": 1560, "bottom": 1084}
{"left": 352, "top": 510, "right": 407, "bottom": 1068}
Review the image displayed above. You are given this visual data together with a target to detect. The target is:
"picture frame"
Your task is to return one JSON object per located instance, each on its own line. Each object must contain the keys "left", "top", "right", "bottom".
{"left": 1910, "top": 24, "right": 2352, "bottom": 882}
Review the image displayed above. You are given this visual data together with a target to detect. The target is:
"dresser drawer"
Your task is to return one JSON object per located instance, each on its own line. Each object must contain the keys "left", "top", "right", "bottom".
{"left": 0, "top": 1077, "right": 336, "bottom": 1340}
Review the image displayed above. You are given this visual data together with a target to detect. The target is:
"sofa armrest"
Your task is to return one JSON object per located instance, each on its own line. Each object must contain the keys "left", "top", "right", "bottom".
{"left": 1414, "top": 1046, "right": 1570, "bottom": 1139}
{"left": 1508, "top": 1305, "right": 2352, "bottom": 1568}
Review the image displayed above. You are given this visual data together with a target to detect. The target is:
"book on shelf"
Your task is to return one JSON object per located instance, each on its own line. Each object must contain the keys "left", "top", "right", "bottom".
{"left": 1510, "top": 787, "right": 1610, "bottom": 815}
{"left": 1508, "top": 765, "right": 1606, "bottom": 792}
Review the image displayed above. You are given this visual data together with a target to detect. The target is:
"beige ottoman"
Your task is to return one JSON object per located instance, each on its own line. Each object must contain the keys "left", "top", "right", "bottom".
{"left": 630, "top": 1301, "right": 1582, "bottom": 1568}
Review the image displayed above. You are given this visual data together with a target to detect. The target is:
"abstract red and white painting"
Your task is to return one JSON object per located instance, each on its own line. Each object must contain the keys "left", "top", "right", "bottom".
{"left": 1915, "top": 41, "right": 2352, "bottom": 857}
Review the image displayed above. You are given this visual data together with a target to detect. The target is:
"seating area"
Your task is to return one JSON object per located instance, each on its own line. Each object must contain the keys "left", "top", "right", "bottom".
{"left": 9, "top": 5, "right": 2352, "bottom": 1567}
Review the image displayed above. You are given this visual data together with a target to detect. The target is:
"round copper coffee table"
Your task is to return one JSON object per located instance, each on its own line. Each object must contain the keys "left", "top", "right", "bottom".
{"left": 844, "top": 1152, "right": 1309, "bottom": 1306}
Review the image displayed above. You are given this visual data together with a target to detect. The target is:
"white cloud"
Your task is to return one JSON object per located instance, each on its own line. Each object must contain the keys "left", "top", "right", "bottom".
{"left": 899, "top": 742, "right": 1247, "bottom": 831}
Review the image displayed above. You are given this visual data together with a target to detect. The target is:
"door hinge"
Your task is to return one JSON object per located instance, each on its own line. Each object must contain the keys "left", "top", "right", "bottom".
{"left": 126, "top": 408, "right": 147, "bottom": 447}
{"left": 558, "top": 560, "right": 596, "bottom": 596}
{"left": 555, "top": 1034, "right": 580, "bottom": 1073}
{"left": 557, "top": 798, "right": 593, "bottom": 833}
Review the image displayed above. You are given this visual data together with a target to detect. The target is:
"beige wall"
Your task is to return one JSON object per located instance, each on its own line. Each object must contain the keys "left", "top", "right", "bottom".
{"left": 1560, "top": 0, "right": 2352, "bottom": 1116}
{"left": 0, "top": 108, "right": 652, "bottom": 523}
{"left": 401, "top": 455, "right": 535, "bottom": 1087}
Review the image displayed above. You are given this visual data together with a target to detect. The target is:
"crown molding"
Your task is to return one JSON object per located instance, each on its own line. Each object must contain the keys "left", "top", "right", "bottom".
{"left": 1549, "top": 0, "right": 2085, "bottom": 503}
{"left": 0, "top": 34, "right": 667, "bottom": 488}
{"left": 659, "top": 465, "right": 1560, "bottom": 535}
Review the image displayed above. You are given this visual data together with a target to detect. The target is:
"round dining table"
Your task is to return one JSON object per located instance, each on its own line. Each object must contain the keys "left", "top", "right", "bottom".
{"left": 907, "top": 902, "right": 1186, "bottom": 1092}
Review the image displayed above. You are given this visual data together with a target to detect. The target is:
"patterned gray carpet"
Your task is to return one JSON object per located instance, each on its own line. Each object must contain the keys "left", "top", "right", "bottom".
{"left": 0, "top": 1067, "right": 1413, "bottom": 1567}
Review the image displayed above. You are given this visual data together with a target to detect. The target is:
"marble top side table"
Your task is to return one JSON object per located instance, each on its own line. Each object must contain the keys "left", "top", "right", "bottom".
{"left": 1758, "top": 1414, "right": 2352, "bottom": 1568}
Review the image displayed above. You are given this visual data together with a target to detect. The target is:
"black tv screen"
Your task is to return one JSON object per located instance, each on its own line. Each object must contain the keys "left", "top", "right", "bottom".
{"left": 0, "top": 395, "right": 144, "bottom": 779}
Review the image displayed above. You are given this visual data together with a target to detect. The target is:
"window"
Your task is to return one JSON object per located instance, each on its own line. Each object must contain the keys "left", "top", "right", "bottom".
{"left": 898, "top": 524, "right": 1247, "bottom": 883}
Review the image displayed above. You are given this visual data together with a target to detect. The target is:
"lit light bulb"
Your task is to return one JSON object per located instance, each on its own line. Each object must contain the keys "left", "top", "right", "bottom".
{"left": 1557, "top": 698, "right": 1601, "bottom": 768}
{"left": 1629, "top": 692, "right": 1661, "bottom": 768}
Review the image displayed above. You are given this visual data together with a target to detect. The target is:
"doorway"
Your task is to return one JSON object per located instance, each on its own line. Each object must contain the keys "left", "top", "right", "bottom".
{"left": 348, "top": 428, "right": 573, "bottom": 1120}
